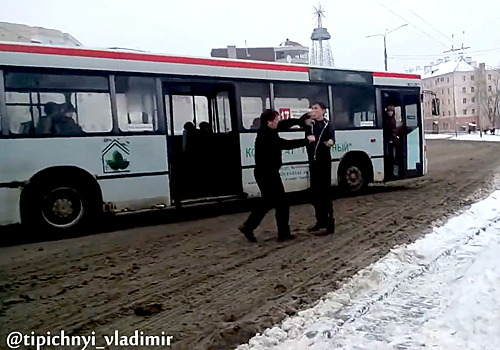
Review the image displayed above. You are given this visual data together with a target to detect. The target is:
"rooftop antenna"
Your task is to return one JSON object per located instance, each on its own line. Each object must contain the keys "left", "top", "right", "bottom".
{"left": 443, "top": 31, "right": 470, "bottom": 56}
{"left": 244, "top": 40, "right": 250, "bottom": 57}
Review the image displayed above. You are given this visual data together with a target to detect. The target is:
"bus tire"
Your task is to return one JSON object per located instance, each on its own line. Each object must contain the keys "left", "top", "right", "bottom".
{"left": 23, "top": 180, "right": 97, "bottom": 236}
{"left": 338, "top": 160, "right": 368, "bottom": 194}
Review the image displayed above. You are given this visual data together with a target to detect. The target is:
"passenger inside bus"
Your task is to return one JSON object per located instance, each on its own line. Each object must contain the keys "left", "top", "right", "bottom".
{"left": 182, "top": 121, "right": 196, "bottom": 153}
{"left": 53, "top": 103, "right": 83, "bottom": 135}
{"left": 198, "top": 121, "right": 212, "bottom": 135}
{"left": 35, "top": 102, "right": 60, "bottom": 135}
{"left": 35, "top": 102, "right": 83, "bottom": 136}
{"left": 251, "top": 117, "right": 260, "bottom": 130}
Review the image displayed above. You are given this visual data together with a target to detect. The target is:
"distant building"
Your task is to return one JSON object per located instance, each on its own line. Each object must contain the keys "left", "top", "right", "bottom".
{"left": 410, "top": 56, "right": 500, "bottom": 133}
{"left": 0, "top": 21, "right": 82, "bottom": 46}
{"left": 211, "top": 39, "right": 309, "bottom": 65}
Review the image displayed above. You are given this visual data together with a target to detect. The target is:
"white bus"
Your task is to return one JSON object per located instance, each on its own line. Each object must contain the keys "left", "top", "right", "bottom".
{"left": 0, "top": 42, "right": 426, "bottom": 234}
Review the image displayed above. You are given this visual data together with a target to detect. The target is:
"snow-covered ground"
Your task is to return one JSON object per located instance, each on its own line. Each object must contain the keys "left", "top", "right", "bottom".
{"left": 237, "top": 190, "right": 500, "bottom": 350}
{"left": 424, "top": 133, "right": 454, "bottom": 140}
{"left": 426, "top": 132, "right": 500, "bottom": 142}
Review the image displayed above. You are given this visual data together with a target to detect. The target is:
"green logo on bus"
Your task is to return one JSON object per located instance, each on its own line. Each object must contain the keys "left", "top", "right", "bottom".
{"left": 102, "top": 139, "right": 130, "bottom": 173}
{"left": 107, "top": 150, "right": 130, "bottom": 170}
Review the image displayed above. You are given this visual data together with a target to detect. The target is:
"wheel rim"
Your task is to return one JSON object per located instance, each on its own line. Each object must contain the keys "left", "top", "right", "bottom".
{"left": 41, "top": 187, "right": 84, "bottom": 228}
{"left": 345, "top": 166, "right": 363, "bottom": 191}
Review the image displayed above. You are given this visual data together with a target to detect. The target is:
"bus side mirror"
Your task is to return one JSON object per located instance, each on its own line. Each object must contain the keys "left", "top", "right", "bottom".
{"left": 431, "top": 98, "right": 440, "bottom": 116}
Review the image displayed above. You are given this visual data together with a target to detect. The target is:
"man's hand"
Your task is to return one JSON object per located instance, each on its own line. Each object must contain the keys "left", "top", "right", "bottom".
{"left": 324, "top": 139, "right": 334, "bottom": 147}
{"left": 307, "top": 135, "right": 316, "bottom": 143}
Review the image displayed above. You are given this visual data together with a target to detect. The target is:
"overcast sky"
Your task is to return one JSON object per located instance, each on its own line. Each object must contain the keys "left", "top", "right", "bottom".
{"left": 2, "top": 0, "right": 500, "bottom": 72}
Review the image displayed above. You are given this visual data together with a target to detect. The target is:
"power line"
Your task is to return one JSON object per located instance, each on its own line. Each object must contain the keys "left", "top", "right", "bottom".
{"left": 406, "top": 8, "right": 461, "bottom": 47}
{"left": 371, "top": 0, "right": 451, "bottom": 49}
{"left": 390, "top": 46, "right": 500, "bottom": 59}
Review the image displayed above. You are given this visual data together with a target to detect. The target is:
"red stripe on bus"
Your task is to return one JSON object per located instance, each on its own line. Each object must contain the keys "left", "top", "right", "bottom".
{"left": 0, "top": 43, "right": 310, "bottom": 73}
{"left": 373, "top": 71, "right": 421, "bottom": 79}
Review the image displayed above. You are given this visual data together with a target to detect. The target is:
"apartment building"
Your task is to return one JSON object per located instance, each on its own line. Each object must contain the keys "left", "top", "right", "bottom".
{"left": 211, "top": 39, "right": 309, "bottom": 65}
{"left": 410, "top": 56, "right": 500, "bottom": 133}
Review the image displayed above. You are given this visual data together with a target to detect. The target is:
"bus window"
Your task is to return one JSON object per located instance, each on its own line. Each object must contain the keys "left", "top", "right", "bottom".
{"left": 216, "top": 92, "right": 232, "bottom": 133}
{"left": 194, "top": 96, "right": 209, "bottom": 126}
{"left": 39, "top": 93, "right": 66, "bottom": 105}
{"left": 171, "top": 95, "right": 209, "bottom": 135}
{"left": 332, "top": 86, "right": 376, "bottom": 130}
{"left": 115, "top": 76, "right": 158, "bottom": 132}
{"left": 405, "top": 100, "right": 418, "bottom": 128}
{"left": 273, "top": 83, "right": 328, "bottom": 125}
{"left": 77, "top": 93, "right": 112, "bottom": 132}
{"left": 4, "top": 71, "right": 111, "bottom": 136}
{"left": 172, "top": 95, "right": 194, "bottom": 135}
{"left": 238, "top": 82, "right": 271, "bottom": 130}
{"left": 5, "top": 91, "right": 40, "bottom": 135}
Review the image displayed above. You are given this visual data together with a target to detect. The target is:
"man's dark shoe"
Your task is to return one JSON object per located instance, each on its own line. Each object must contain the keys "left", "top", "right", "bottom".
{"left": 239, "top": 224, "right": 257, "bottom": 243}
{"left": 327, "top": 218, "right": 335, "bottom": 234}
{"left": 316, "top": 219, "right": 335, "bottom": 236}
{"left": 277, "top": 233, "right": 296, "bottom": 241}
{"left": 307, "top": 223, "right": 325, "bottom": 232}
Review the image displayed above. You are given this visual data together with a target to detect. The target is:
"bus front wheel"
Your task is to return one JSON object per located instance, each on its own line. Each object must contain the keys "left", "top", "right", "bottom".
{"left": 23, "top": 181, "right": 96, "bottom": 235}
{"left": 339, "top": 162, "right": 367, "bottom": 194}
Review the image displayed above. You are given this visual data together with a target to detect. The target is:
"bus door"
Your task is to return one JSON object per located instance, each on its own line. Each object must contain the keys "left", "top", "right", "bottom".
{"left": 164, "top": 82, "right": 242, "bottom": 203}
{"left": 401, "top": 93, "right": 422, "bottom": 177}
{"left": 380, "top": 89, "right": 423, "bottom": 179}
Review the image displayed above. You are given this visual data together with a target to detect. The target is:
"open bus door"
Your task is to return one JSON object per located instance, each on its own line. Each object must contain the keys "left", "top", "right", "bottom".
{"left": 164, "top": 81, "right": 243, "bottom": 204}
{"left": 380, "top": 89, "right": 423, "bottom": 180}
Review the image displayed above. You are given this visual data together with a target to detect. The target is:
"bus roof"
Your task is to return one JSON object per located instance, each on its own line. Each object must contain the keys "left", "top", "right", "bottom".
{"left": 0, "top": 42, "right": 420, "bottom": 86}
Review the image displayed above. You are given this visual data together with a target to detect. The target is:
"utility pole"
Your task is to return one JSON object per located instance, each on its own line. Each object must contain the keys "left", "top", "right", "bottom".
{"left": 443, "top": 43, "right": 470, "bottom": 54}
{"left": 443, "top": 32, "right": 470, "bottom": 137}
{"left": 452, "top": 71, "right": 458, "bottom": 137}
{"left": 367, "top": 24, "right": 407, "bottom": 71}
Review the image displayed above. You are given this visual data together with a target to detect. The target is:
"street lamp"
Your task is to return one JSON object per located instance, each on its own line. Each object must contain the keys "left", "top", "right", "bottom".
{"left": 367, "top": 24, "right": 408, "bottom": 71}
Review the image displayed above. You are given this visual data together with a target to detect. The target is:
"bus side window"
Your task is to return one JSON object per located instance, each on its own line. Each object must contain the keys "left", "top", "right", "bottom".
{"left": 4, "top": 72, "right": 111, "bottom": 136}
{"left": 115, "top": 76, "right": 158, "bottom": 132}
{"left": 216, "top": 92, "right": 232, "bottom": 133}
{"left": 5, "top": 91, "right": 39, "bottom": 136}
{"left": 273, "top": 83, "right": 328, "bottom": 128}
{"left": 238, "top": 82, "right": 271, "bottom": 131}
{"left": 171, "top": 95, "right": 209, "bottom": 136}
{"left": 332, "top": 86, "right": 376, "bottom": 129}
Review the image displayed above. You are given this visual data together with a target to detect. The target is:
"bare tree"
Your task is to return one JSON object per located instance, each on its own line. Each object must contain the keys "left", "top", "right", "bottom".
{"left": 478, "top": 67, "right": 500, "bottom": 133}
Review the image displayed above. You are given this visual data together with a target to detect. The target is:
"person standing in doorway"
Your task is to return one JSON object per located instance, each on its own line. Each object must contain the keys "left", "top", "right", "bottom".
{"left": 383, "top": 105, "right": 399, "bottom": 178}
{"left": 305, "top": 102, "right": 336, "bottom": 235}
{"left": 239, "top": 109, "right": 315, "bottom": 242}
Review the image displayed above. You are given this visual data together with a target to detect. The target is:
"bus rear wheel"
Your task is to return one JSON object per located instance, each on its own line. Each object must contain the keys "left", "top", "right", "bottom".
{"left": 339, "top": 162, "right": 367, "bottom": 194}
{"left": 24, "top": 181, "right": 95, "bottom": 235}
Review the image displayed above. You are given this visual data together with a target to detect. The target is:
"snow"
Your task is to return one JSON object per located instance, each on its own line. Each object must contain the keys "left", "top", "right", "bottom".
{"left": 424, "top": 133, "right": 454, "bottom": 139}
{"left": 452, "top": 132, "right": 500, "bottom": 141}
{"left": 413, "top": 58, "right": 476, "bottom": 79}
{"left": 237, "top": 189, "right": 500, "bottom": 350}
{"left": 425, "top": 132, "right": 500, "bottom": 141}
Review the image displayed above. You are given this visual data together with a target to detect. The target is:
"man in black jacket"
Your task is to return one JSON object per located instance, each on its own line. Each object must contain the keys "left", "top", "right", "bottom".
{"left": 304, "top": 102, "right": 336, "bottom": 234}
{"left": 239, "top": 109, "right": 315, "bottom": 242}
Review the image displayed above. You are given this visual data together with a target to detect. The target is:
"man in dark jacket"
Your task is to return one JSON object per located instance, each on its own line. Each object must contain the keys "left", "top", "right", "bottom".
{"left": 304, "top": 102, "right": 336, "bottom": 234}
{"left": 239, "top": 109, "right": 315, "bottom": 242}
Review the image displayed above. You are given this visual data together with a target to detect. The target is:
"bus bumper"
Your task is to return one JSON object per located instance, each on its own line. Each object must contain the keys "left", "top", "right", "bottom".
{"left": 0, "top": 187, "right": 21, "bottom": 226}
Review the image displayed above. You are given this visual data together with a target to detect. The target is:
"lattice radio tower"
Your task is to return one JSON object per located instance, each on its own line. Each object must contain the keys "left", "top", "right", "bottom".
{"left": 310, "top": 4, "right": 334, "bottom": 67}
